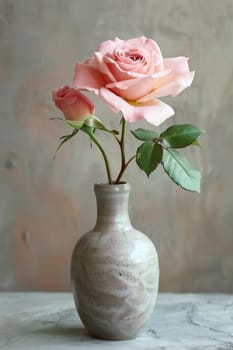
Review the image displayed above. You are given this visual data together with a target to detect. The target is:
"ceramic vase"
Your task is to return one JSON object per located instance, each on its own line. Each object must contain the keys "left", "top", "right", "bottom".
{"left": 71, "top": 182, "right": 159, "bottom": 340}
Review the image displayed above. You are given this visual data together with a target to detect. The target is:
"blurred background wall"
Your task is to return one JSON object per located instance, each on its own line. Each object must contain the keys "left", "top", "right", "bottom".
{"left": 0, "top": 0, "right": 232, "bottom": 292}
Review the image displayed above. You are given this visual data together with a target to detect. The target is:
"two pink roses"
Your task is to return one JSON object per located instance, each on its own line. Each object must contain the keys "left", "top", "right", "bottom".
{"left": 53, "top": 36, "right": 194, "bottom": 126}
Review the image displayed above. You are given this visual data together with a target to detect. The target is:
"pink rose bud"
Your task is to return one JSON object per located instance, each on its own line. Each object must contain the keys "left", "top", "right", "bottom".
{"left": 52, "top": 85, "right": 94, "bottom": 121}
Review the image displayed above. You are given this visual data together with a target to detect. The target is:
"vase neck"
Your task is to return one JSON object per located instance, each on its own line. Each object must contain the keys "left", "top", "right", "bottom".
{"left": 94, "top": 183, "right": 132, "bottom": 231}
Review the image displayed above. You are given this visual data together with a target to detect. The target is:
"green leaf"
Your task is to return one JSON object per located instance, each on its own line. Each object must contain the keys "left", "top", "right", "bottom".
{"left": 162, "top": 149, "right": 201, "bottom": 193}
{"left": 111, "top": 130, "right": 120, "bottom": 135}
{"left": 160, "top": 124, "right": 205, "bottom": 148}
{"left": 131, "top": 128, "right": 159, "bottom": 142}
{"left": 54, "top": 129, "right": 79, "bottom": 157}
{"left": 84, "top": 116, "right": 119, "bottom": 135}
{"left": 84, "top": 116, "right": 106, "bottom": 129}
{"left": 136, "top": 142, "right": 163, "bottom": 177}
{"left": 65, "top": 120, "right": 84, "bottom": 130}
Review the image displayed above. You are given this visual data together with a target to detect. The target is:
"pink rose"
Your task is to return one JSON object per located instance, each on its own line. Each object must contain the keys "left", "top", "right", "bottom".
{"left": 52, "top": 85, "right": 94, "bottom": 121}
{"left": 74, "top": 36, "right": 194, "bottom": 126}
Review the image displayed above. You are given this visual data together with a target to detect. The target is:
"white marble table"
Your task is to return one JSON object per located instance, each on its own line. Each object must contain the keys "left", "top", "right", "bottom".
{"left": 0, "top": 293, "right": 233, "bottom": 350}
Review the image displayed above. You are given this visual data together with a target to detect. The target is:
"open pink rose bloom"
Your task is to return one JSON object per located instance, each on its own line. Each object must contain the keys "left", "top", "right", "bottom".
{"left": 74, "top": 36, "right": 194, "bottom": 126}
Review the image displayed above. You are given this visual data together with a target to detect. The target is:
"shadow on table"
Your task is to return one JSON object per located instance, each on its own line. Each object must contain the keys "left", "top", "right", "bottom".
{"left": 33, "top": 323, "right": 91, "bottom": 340}
{"left": 2, "top": 318, "right": 92, "bottom": 343}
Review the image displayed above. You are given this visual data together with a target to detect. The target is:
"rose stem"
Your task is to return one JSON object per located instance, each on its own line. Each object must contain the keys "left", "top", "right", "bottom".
{"left": 87, "top": 130, "right": 113, "bottom": 184}
{"left": 115, "top": 155, "right": 136, "bottom": 183}
{"left": 114, "top": 117, "right": 136, "bottom": 184}
{"left": 120, "top": 117, "right": 126, "bottom": 166}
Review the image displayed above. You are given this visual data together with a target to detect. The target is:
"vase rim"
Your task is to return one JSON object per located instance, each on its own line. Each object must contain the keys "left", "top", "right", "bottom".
{"left": 94, "top": 182, "right": 130, "bottom": 193}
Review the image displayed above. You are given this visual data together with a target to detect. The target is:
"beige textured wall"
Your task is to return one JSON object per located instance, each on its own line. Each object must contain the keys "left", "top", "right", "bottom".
{"left": 0, "top": 0, "right": 232, "bottom": 292}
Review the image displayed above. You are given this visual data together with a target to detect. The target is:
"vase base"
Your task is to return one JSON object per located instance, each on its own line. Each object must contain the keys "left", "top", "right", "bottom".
{"left": 88, "top": 331, "right": 139, "bottom": 341}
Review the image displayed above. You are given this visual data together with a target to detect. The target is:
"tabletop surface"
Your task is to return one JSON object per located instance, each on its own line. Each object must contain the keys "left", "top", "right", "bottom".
{"left": 0, "top": 293, "right": 233, "bottom": 350}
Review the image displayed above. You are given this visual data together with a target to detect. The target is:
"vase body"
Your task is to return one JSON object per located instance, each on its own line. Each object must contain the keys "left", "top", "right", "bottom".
{"left": 71, "top": 183, "right": 159, "bottom": 340}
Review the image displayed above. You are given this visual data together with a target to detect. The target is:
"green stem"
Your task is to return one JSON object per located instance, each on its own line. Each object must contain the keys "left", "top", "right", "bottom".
{"left": 88, "top": 130, "right": 113, "bottom": 184}
{"left": 121, "top": 118, "right": 126, "bottom": 167}
{"left": 114, "top": 118, "right": 127, "bottom": 183}
{"left": 114, "top": 155, "right": 136, "bottom": 183}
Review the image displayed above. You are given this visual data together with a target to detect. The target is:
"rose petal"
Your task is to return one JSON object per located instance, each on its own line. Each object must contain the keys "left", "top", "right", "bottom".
{"left": 99, "top": 88, "right": 142, "bottom": 122}
{"left": 93, "top": 52, "right": 116, "bottom": 82}
{"left": 74, "top": 63, "right": 106, "bottom": 91}
{"left": 143, "top": 38, "right": 164, "bottom": 71}
{"left": 99, "top": 88, "right": 174, "bottom": 126}
{"left": 106, "top": 69, "right": 171, "bottom": 100}
{"left": 52, "top": 91, "right": 62, "bottom": 110}
{"left": 105, "top": 56, "right": 145, "bottom": 80}
{"left": 148, "top": 71, "right": 194, "bottom": 99}
{"left": 98, "top": 37, "right": 123, "bottom": 55}
{"left": 52, "top": 85, "right": 70, "bottom": 110}
{"left": 142, "top": 99, "right": 175, "bottom": 125}
{"left": 106, "top": 60, "right": 136, "bottom": 81}
{"left": 138, "top": 57, "right": 195, "bottom": 101}
{"left": 164, "top": 57, "right": 191, "bottom": 74}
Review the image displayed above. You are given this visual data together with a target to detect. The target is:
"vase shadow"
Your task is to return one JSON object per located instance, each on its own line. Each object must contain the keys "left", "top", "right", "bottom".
{"left": 3, "top": 318, "right": 92, "bottom": 343}
{"left": 33, "top": 323, "right": 91, "bottom": 341}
